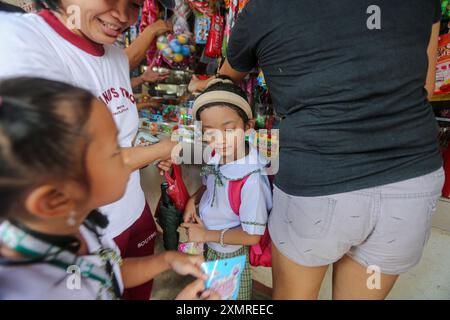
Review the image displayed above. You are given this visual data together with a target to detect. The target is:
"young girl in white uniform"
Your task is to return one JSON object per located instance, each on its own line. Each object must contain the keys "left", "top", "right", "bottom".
{"left": 0, "top": 0, "right": 173, "bottom": 299}
{"left": 182, "top": 78, "right": 273, "bottom": 300}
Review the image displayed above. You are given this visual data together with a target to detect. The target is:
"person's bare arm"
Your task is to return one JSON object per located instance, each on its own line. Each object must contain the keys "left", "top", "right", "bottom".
{"left": 125, "top": 20, "right": 172, "bottom": 70}
{"left": 121, "top": 251, "right": 205, "bottom": 289}
{"left": 426, "top": 22, "right": 440, "bottom": 99}
{"left": 130, "top": 76, "right": 145, "bottom": 88}
{"left": 122, "top": 139, "right": 177, "bottom": 171}
{"left": 183, "top": 186, "right": 207, "bottom": 223}
{"left": 188, "top": 59, "right": 249, "bottom": 93}
{"left": 182, "top": 223, "right": 262, "bottom": 246}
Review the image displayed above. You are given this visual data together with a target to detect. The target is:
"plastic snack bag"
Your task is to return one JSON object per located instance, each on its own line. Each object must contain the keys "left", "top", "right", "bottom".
{"left": 178, "top": 241, "right": 204, "bottom": 255}
{"left": 201, "top": 255, "right": 246, "bottom": 300}
{"left": 435, "top": 34, "right": 450, "bottom": 95}
{"left": 205, "top": 13, "right": 225, "bottom": 58}
{"left": 195, "top": 14, "right": 211, "bottom": 44}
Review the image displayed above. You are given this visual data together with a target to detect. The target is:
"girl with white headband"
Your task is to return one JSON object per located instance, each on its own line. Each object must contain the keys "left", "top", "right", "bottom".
{"left": 181, "top": 77, "right": 273, "bottom": 300}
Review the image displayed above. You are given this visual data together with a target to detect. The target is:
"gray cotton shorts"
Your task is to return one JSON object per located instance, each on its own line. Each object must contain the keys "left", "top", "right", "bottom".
{"left": 269, "top": 168, "right": 445, "bottom": 275}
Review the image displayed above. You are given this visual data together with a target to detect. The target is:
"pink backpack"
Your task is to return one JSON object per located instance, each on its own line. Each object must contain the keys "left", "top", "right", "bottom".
{"left": 228, "top": 176, "right": 272, "bottom": 267}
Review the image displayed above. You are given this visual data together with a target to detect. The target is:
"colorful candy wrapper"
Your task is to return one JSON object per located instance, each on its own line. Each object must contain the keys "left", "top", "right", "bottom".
{"left": 201, "top": 255, "right": 246, "bottom": 300}
{"left": 195, "top": 14, "right": 211, "bottom": 44}
{"left": 178, "top": 242, "right": 204, "bottom": 255}
{"left": 205, "top": 13, "right": 225, "bottom": 58}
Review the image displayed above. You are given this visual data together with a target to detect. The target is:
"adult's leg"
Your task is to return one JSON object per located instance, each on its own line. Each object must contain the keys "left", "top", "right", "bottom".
{"left": 332, "top": 255, "right": 398, "bottom": 300}
{"left": 335, "top": 168, "right": 445, "bottom": 300}
{"left": 272, "top": 242, "right": 328, "bottom": 300}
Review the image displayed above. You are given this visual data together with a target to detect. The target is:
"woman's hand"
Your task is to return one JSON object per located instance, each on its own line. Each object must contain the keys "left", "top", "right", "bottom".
{"left": 188, "top": 75, "right": 213, "bottom": 94}
{"left": 155, "top": 138, "right": 178, "bottom": 161}
{"left": 164, "top": 251, "right": 207, "bottom": 279}
{"left": 141, "top": 62, "right": 170, "bottom": 83}
{"left": 176, "top": 279, "right": 221, "bottom": 300}
{"left": 183, "top": 197, "right": 198, "bottom": 223}
{"left": 149, "top": 19, "right": 172, "bottom": 37}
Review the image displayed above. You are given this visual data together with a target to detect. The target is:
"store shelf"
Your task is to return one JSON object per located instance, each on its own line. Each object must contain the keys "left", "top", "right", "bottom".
{"left": 436, "top": 117, "right": 450, "bottom": 127}
{"left": 430, "top": 94, "right": 450, "bottom": 102}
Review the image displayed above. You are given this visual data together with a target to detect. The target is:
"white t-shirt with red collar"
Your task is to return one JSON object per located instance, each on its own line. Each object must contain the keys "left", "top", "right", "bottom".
{"left": 0, "top": 11, "right": 145, "bottom": 238}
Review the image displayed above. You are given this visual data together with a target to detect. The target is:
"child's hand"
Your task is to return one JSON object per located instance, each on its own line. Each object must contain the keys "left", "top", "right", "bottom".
{"left": 164, "top": 251, "right": 207, "bottom": 280}
{"left": 183, "top": 198, "right": 197, "bottom": 223}
{"left": 176, "top": 279, "right": 221, "bottom": 300}
{"left": 181, "top": 221, "right": 207, "bottom": 243}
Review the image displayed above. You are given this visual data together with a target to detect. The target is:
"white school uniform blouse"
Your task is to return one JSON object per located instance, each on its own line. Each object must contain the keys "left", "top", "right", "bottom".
{"left": 199, "top": 146, "right": 273, "bottom": 254}
{"left": 0, "top": 225, "right": 124, "bottom": 300}
{"left": 0, "top": 11, "right": 145, "bottom": 238}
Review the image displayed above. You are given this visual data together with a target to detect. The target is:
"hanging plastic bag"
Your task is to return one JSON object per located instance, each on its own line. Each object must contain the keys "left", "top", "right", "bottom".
{"left": 165, "top": 164, "right": 190, "bottom": 211}
{"left": 140, "top": 0, "right": 160, "bottom": 66}
{"left": 187, "top": 0, "right": 214, "bottom": 16}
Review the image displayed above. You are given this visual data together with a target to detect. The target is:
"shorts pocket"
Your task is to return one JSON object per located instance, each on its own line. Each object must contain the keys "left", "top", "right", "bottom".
{"left": 287, "top": 196, "right": 336, "bottom": 239}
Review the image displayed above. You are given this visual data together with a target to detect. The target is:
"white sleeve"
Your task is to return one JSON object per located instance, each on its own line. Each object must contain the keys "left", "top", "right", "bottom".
{"left": 239, "top": 173, "right": 272, "bottom": 235}
{"left": 0, "top": 14, "right": 67, "bottom": 82}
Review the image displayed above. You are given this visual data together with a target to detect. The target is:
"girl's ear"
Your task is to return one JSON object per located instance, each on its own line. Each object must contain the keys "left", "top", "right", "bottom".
{"left": 245, "top": 119, "right": 256, "bottom": 132}
{"left": 24, "top": 183, "right": 80, "bottom": 219}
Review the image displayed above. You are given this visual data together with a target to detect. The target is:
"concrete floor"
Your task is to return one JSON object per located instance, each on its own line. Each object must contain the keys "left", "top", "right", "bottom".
{"left": 141, "top": 166, "right": 450, "bottom": 300}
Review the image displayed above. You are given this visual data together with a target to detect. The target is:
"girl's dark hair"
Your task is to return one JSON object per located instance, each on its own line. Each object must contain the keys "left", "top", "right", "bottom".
{"left": 196, "top": 75, "right": 253, "bottom": 123}
{"left": 33, "top": 0, "right": 61, "bottom": 11}
{"left": 0, "top": 77, "right": 95, "bottom": 219}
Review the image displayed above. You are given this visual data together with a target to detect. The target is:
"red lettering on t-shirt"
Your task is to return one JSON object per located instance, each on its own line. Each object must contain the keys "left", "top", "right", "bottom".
{"left": 102, "top": 90, "right": 113, "bottom": 104}
{"left": 111, "top": 88, "right": 119, "bottom": 98}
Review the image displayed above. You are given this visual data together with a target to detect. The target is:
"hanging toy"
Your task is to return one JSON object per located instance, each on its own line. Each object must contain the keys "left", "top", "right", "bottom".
{"left": 156, "top": 0, "right": 195, "bottom": 68}
{"left": 157, "top": 33, "right": 195, "bottom": 67}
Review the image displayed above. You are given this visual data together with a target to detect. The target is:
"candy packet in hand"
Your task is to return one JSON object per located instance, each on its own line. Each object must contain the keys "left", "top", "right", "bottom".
{"left": 178, "top": 242, "right": 204, "bottom": 255}
{"left": 201, "top": 255, "right": 246, "bottom": 300}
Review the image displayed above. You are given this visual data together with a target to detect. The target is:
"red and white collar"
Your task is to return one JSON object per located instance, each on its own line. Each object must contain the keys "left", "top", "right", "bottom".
{"left": 38, "top": 9, "right": 105, "bottom": 57}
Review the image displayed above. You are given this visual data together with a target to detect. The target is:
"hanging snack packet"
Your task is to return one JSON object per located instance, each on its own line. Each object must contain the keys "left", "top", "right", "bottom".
{"left": 205, "top": 13, "right": 225, "bottom": 58}
{"left": 201, "top": 255, "right": 246, "bottom": 300}
{"left": 195, "top": 14, "right": 211, "bottom": 44}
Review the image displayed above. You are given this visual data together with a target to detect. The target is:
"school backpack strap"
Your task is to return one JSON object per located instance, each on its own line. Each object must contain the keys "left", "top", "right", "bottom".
{"left": 228, "top": 174, "right": 272, "bottom": 267}
{"left": 228, "top": 175, "right": 251, "bottom": 216}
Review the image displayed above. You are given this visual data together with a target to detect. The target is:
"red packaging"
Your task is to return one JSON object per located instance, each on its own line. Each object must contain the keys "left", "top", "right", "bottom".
{"left": 165, "top": 164, "right": 190, "bottom": 211}
{"left": 205, "top": 14, "right": 225, "bottom": 58}
{"left": 442, "top": 147, "right": 450, "bottom": 198}
{"left": 187, "top": 0, "right": 213, "bottom": 16}
{"left": 139, "top": 0, "right": 160, "bottom": 66}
